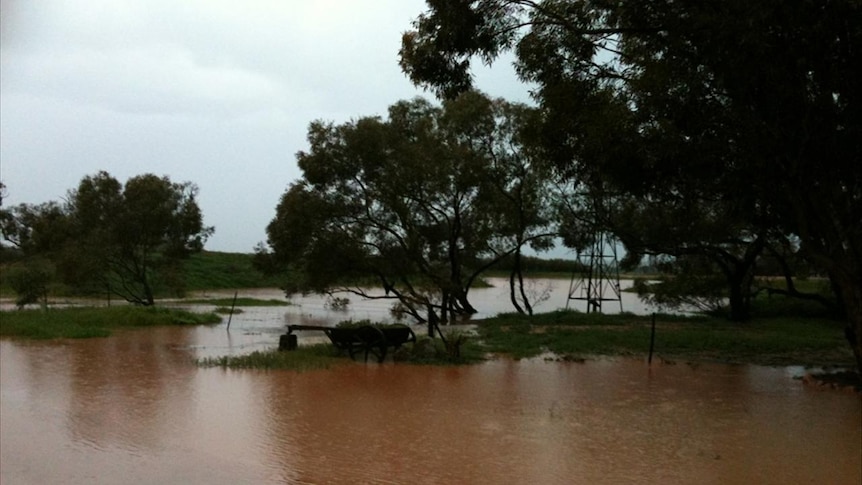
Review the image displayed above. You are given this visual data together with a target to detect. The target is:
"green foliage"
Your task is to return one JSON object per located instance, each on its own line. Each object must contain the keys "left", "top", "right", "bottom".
{"left": 197, "top": 344, "right": 342, "bottom": 371}
{"left": 4, "top": 258, "right": 55, "bottom": 308}
{"left": 748, "top": 291, "right": 840, "bottom": 320}
{"left": 633, "top": 272, "right": 726, "bottom": 315}
{"left": 476, "top": 311, "right": 853, "bottom": 366}
{"left": 395, "top": 335, "right": 485, "bottom": 365}
{"left": 72, "top": 172, "right": 215, "bottom": 304}
{"left": 183, "top": 251, "right": 283, "bottom": 290}
{"left": 0, "top": 306, "right": 221, "bottom": 339}
{"left": 198, "top": 332, "right": 484, "bottom": 369}
{"left": 334, "top": 319, "right": 382, "bottom": 328}
{"left": 214, "top": 306, "right": 243, "bottom": 314}
{"left": 400, "top": 0, "right": 862, "bottom": 371}
{"left": 1, "top": 172, "right": 215, "bottom": 306}
{"left": 484, "top": 255, "right": 585, "bottom": 277}
{"left": 265, "top": 92, "right": 557, "bottom": 321}
{"left": 325, "top": 296, "right": 350, "bottom": 311}
{"left": 185, "top": 297, "right": 289, "bottom": 307}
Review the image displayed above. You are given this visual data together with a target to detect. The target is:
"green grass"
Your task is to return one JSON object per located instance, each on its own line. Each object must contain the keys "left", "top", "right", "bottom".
{"left": 197, "top": 330, "right": 486, "bottom": 371}
{"left": 181, "top": 251, "right": 283, "bottom": 290}
{"left": 198, "top": 343, "right": 345, "bottom": 371}
{"left": 0, "top": 306, "right": 222, "bottom": 339}
{"left": 214, "top": 306, "right": 243, "bottom": 314}
{"left": 395, "top": 335, "right": 486, "bottom": 365}
{"left": 476, "top": 309, "right": 854, "bottom": 366}
{"left": 0, "top": 250, "right": 281, "bottom": 300}
{"left": 183, "top": 297, "right": 290, "bottom": 307}
{"left": 198, "top": 308, "right": 853, "bottom": 371}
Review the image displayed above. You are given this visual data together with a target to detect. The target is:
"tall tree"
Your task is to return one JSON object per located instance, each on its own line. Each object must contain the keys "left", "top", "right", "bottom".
{"left": 400, "top": 0, "right": 862, "bottom": 370}
{"left": 264, "top": 92, "right": 555, "bottom": 323}
{"left": 72, "top": 172, "right": 214, "bottom": 305}
{"left": 1, "top": 172, "right": 213, "bottom": 305}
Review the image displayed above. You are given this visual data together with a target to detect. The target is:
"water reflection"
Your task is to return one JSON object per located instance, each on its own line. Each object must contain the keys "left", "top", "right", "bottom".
{"left": 191, "top": 278, "right": 659, "bottom": 330}
{"left": 63, "top": 328, "right": 198, "bottom": 453}
{"left": 2, "top": 283, "right": 861, "bottom": 484}
{"left": 3, "top": 329, "right": 859, "bottom": 484}
{"left": 253, "top": 359, "right": 861, "bottom": 485}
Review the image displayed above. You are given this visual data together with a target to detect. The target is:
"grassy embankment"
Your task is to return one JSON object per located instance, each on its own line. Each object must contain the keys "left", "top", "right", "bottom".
{"left": 199, "top": 319, "right": 484, "bottom": 371}
{"left": 477, "top": 309, "right": 853, "bottom": 367}
{"left": 0, "top": 306, "right": 221, "bottom": 339}
{"left": 198, "top": 343, "right": 347, "bottom": 371}
{"left": 2, "top": 251, "right": 855, "bottom": 371}
{"left": 200, "top": 295, "right": 854, "bottom": 371}
{"left": 477, "top": 280, "right": 852, "bottom": 367}
{"left": 198, "top": 335, "right": 485, "bottom": 371}
{"left": 0, "top": 251, "right": 286, "bottom": 304}
{"left": 181, "top": 251, "right": 283, "bottom": 291}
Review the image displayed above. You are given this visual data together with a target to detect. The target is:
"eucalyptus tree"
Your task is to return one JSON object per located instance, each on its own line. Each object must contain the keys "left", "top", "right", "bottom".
{"left": 264, "top": 92, "right": 555, "bottom": 324}
{"left": 1, "top": 172, "right": 213, "bottom": 305}
{"left": 0, "top": 201, "right": 73, "bottom": 255}
{"left": 71, "top": 172, "right": 213, "bottom": 305}
{"left": 0, "top": 201, "right": 71, "bottom": 307}
{"left": 400, "top": 0, "right": 862, "bottom": 371}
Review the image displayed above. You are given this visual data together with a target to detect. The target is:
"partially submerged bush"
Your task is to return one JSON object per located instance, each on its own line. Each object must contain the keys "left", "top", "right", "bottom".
{"left": 198, "top": 343, "right": 341, "bottom": 371}
{"left": 215, "top": 306, "right": 243, "bottom": 314}
{"left": 396, "top": 334, "right": 483, "bottom": 365}
{"left": 5, "top": 259, "right": 54, "bottom": 309}
{"left": 325, "top": 296, "right": 350, "bottom": 311}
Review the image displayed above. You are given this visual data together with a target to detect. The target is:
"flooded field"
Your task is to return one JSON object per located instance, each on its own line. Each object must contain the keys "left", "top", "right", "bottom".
{"left": 2, "top": 280, "right": 860, "bottom": 484}
{"left": 188, "top": 277, "right": 656, "bottom": 336}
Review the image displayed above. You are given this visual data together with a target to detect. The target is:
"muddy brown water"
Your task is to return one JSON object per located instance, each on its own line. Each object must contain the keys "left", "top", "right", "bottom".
{"left": 2, "top": 280, "right": 861, "bottom": 484}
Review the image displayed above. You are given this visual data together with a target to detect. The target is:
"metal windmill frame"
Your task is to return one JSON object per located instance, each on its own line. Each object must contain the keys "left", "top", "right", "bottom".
{"left": 566, "top": 231, "right": 623, "bottom": 313}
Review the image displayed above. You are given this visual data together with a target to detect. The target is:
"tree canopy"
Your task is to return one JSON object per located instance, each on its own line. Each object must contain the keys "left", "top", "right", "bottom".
{"left": 262, "top": 92, "right": 556, "bottom": 323}
{"left": 1, "top": 171, "right": 213, "bottom": 305}
{"left": 400, "top": 0, "right": 862, "bottom": 370}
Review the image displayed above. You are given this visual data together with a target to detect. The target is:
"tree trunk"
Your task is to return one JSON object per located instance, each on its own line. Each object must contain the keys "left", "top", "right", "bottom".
{"left": 452, "top": 289, "right": 476, "bottom": 315}
{"left": 510, "top": 250, "right": 533, "bottom": 316}
{"left": 143, "top": 278, "right": 155, "bottom": 306}
{"left": 727, "top": 279, "right": 749, "bottom": 322}
{"left": 517, "top": 268, "right": 533, "bottom": 316}
{"left": 725, "top": 237, "right": 763, "bottom": 321}
{"left": 427, "top": 306, "right": 438, "bottom": 338}
{"left": 508, "top": 270, "right": 524, "bottom": 314}
{"left": 833, "top": 274, "right": 862, "bottom": 376}
{"left": 725, "top": 263, "right": 756, "bottom": 322}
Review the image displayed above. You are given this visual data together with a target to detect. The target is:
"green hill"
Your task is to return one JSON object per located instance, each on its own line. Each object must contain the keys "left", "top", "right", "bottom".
{"left": 182, "top": 251, "right": 283, "bottom": 291}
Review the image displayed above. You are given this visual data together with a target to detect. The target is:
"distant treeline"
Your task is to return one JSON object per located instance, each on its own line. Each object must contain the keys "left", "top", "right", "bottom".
{"left": 484, "top": 255, "right": 587, "bottom": 275}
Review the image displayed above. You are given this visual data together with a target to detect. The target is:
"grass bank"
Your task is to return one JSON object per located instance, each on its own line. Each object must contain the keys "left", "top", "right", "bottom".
{"left": 198, "top": 330, "right": 485, "bottom": 371}
{"left": 198, "top": 310, "right": 853, "bottom": 371}
{"left": 476, "top": 310, "right": 854, "bottom": 367}
{"left": 181, "top": 297, "right": 290, "bottom": 307}
{"left": 182, "top": 251, "right": 283, "bottom": 290}
{"left": 0, "top": 306, "right": 222, "bottom": 339}
{"left": 0, "top": 250, "right": 281, "bottom": 300}
{"left": 198, "top": 343, "right": 345, "bottom": 371}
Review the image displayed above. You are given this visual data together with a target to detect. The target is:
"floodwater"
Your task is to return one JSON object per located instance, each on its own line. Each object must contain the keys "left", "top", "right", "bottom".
{"left": 192, "top": 277, "right": 657, "bottom": 333}
{"left": 2, "top": 280, "right": 861, "bottom": 484}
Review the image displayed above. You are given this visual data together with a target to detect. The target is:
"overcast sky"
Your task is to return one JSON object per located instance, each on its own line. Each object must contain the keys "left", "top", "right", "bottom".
{"left": 0, "top": 0, "right": 532, "bottom": 253}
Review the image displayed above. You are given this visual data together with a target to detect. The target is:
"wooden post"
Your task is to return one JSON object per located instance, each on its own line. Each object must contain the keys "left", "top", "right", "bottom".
{"left": 279, "top": 333, "right": 297, "bottom": 351}
{"left": 226, "top": 291, "right": 238, "bottom": 330}
{"left": 427, "top": 307, "right": 437, "bottom": 338}
{"left": 648, "top": 312, "right": 656, "bottom": 365}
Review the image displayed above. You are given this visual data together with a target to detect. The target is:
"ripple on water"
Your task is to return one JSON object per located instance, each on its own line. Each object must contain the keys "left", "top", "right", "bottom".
{"left": 2, "top": 335, "right": 860, "bottom": 485}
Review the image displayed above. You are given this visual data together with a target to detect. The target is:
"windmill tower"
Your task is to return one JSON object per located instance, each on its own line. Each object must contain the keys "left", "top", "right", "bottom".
{"left": 566, "top": 232, "right": 623, "bottom": 313}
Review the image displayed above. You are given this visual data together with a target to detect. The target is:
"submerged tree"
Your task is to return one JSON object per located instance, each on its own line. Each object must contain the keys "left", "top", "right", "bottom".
{"left": 264, "top": 92, "right": 555, "bottom": 325}
{"left": 400, "top": 0, "right": 862, "bottom": 372}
